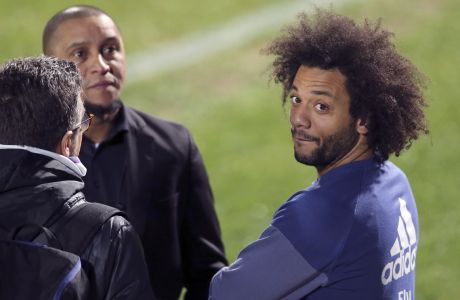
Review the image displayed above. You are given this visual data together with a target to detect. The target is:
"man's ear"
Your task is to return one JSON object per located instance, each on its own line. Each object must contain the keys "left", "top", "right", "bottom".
{"left": 356, "top": 118, "right": 369, "bottom": 135}
{"left": 56, "top": 131, "right": 73, "bottom": 157}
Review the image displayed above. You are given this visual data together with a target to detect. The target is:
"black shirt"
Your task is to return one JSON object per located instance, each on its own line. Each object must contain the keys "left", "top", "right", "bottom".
{"left": 79, "top": 107, "right": 129, "bottom": 210}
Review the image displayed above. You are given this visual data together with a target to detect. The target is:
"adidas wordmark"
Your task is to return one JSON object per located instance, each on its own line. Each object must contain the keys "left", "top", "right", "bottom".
{"left": 381, "top": 198, "right": 417, "bottom": 285}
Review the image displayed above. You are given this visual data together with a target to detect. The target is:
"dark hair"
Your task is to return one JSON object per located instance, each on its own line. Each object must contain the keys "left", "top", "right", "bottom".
{"left": 43, "top": 5, "right": 115, "bottom": 55}
{"left": 0, "top": 56, "right": 82, "bottom": 151}
{"left": 264, "top": 9, "right": 428, "bottom": 161}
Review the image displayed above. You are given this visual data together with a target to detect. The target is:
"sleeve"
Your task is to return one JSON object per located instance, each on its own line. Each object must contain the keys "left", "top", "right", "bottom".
{"left": 102, "top": 217, "right": 157, "bottom": 300}
{"left": 209, "top": 191, "right": 352, "bottom": 300}
{"left": 180, "top": 132, "right": 228, "bottom": 300}
{"left": 209, "top": 225, "right": 327, "bottom": 300}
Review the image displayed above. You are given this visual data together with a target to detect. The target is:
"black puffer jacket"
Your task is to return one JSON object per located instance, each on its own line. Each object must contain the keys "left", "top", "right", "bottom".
{"left": 0, "top": 145, "right": 155, "bottom": 299}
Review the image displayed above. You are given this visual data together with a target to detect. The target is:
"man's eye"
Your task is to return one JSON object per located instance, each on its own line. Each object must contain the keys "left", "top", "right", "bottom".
{"left": 72, "top": 50, "right": 85, "bottom": 59}
{"left": 291, "top": 96, "right": 301, "bottom": 104}
{"left": 102, "top": 45, "right": 118, "bottom": 56}
{"left": 315, "top": 103, "right": 329, "bottom": 112}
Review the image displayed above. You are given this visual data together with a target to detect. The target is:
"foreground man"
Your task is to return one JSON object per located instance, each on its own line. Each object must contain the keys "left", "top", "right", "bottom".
{"left": 43, "top": 6, "right": 227, "bottom": 299}
{"left": 0, "top": 56, "right": 154, "bottom": 299}
{"left": 210, "top": 9, "right": 428, "bottom": 300}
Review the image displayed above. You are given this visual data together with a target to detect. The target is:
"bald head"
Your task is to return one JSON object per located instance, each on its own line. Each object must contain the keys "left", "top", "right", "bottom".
{"left": 43, "top": 5, "right": 118, "bottom": 55}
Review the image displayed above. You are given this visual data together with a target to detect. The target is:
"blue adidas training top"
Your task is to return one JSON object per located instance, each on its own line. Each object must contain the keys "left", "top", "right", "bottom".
{"left": 210, "top": 159, "right": 419, "bottom": 299}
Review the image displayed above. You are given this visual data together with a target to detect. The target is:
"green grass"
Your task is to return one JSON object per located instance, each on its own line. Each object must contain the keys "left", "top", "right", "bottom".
{"left": 0, "top": 0, "right": 289, "bottom": 63}
{"left": 2, "top": 1, "right": 459, "bottom": 299}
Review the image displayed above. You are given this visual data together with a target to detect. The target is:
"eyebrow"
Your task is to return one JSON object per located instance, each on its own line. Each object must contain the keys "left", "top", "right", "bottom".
{"left": 311, "top": 90, "right": 334, "bottom": 98}
{"left": 102, "top": 37, "right": 121, "bottom": 44}
{"left": 66, "top": 37, "right": 120, "bottom": 51}
{"left": 290, "top": 84, "right": 335, "bottom": 98}
{"left": 66, "top": 41, "right": 87, "bottom": 52}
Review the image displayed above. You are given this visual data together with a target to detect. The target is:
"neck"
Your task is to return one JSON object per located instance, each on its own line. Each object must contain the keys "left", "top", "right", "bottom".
{"left": 317, "top": 135, "right": 374, "bottom": 177}
{"left": 83, "top": 109, "right": 119, "bottom": 144}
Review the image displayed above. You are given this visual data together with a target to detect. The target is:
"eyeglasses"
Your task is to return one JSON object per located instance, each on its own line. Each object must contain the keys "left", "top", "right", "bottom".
{"left": 71, "top": 112, "right": 94, "bottom": 133}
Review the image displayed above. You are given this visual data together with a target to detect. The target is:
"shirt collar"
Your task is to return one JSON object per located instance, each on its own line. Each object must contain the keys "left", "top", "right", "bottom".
{"left": 110, "top": 101, "right": 129, "bottom": 137}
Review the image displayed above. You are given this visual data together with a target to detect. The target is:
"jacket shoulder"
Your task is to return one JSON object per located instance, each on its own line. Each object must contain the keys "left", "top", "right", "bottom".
{"left": 125, "top": 107, "right": 190, "bottom": 139}
{"left": 80, "top": 214, "right": 154, "bottom": 299}
{"left": 124, "top": 106, "right": 195, "bottom": 160}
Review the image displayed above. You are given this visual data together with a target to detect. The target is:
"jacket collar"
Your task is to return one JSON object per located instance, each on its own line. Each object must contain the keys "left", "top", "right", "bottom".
{"left": 0, "top": 144, "right": 86, "bottom": 178}
{"left": 0, "top": 144, "right": 86, "bottom": 230}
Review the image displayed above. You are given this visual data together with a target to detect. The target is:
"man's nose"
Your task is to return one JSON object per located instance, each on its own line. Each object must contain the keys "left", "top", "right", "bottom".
{"left": 290, "top": 106, "right": 311, "bottom": 129}
{"left": 90, "top": 54, "right": 110, "bottom": 74}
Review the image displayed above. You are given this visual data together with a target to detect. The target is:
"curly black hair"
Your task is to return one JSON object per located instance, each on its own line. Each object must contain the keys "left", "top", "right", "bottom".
{"left": 264, "top": 9, "right": 428, "bottom": 161}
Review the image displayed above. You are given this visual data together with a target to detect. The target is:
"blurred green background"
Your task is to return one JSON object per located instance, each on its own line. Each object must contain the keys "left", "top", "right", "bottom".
{"left": 1, "top": 0, "right": 459, "bottom": 298}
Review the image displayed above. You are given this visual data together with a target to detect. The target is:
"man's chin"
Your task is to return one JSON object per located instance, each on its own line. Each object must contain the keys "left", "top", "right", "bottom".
{"left": 84, "top": 99, "right": 122, "bottom": 118}
{"left": 294, "top": 151, "right": 314, "bottom": 166}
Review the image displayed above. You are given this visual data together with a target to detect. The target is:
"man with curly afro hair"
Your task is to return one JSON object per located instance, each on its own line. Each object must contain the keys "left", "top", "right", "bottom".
{"left": 210, "top": 9, "right": 427, "bottom": 300}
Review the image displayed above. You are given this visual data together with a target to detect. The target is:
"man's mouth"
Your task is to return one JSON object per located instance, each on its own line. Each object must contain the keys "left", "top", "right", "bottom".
{"left": 87, "top": 80, "right": 116, "bottom": 89}
{"left": 294, "top": 135, "right": 318, "bottom": 143}
{"left": 291, "top": 129, "right": 320, "bottom": 144}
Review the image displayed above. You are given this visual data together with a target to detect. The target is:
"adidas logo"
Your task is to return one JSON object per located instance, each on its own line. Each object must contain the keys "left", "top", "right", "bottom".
{"left": 381, "top": 198, "right": 417, "bottom": 286}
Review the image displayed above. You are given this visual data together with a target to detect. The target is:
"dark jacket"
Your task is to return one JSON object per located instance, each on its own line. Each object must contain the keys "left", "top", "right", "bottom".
{"left": 0, "top": 145, "right": 155, "bottom": 300}
{"left": 80, "top": 106, "right": 227, "bottom": 300}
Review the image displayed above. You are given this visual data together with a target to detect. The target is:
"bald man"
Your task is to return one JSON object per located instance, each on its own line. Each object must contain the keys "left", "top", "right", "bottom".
{"left": 43, "top": 6, "right": 227, "bottom": 300}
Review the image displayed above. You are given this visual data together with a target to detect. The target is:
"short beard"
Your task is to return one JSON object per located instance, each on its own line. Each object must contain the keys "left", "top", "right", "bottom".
{"left": 294, "top": 122, "right": 360, "bottom": 169}
{"left": 84, "top": 99, "right": 123, "bottom": 118}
